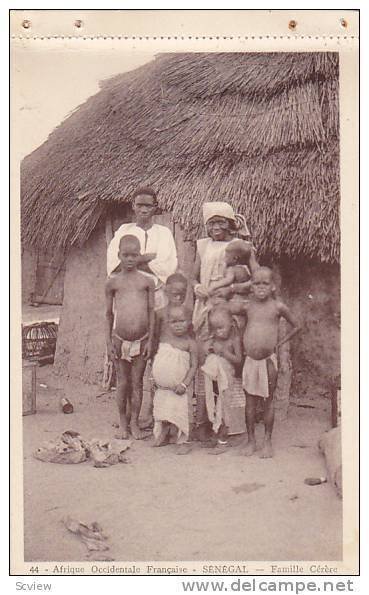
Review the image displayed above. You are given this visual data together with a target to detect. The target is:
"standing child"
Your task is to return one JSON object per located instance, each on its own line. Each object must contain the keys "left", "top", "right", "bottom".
{"left": 105, "top": 235, "right": 155, "bottom": 440}
{"left": 231, "top": 267, "right": 300, "bottom": 458}
{"left": 154, "top": 273, "right": 189, "bottom": 349}
{"left": 201, "top": 307, "right": 243, "bottom": 452}
{"left": 152, "top": 304, "right": 198, "bottom": 454}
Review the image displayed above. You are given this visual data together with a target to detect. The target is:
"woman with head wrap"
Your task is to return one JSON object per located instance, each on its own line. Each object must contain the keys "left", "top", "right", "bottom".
{"left": 191, "top": 201, "right": 258, "bottom": 441}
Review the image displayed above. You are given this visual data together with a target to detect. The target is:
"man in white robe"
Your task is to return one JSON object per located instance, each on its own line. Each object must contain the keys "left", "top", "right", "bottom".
{"left": 107, "top": 187, "right": 178, "bottom": 308}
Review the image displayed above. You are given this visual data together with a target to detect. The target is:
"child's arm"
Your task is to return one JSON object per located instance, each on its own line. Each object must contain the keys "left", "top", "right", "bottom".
{"left": 175, "top": 340, "right": 199, "bottom": 395}
{"left": 144, "top": 278, "right": 156, "bottom": 360}
{"left": 152, "top": 309, "right": 164, "bottom": 356}
{"left": 227, "top": 299, "right": 248, "bottom": 316}
{"left": 230, "top": 280, "right": 252, "bottom": 294}
{"left": 276, "top": 302, "right": 301, "bottom": 348}
{"left": 208, "top": 268, "right": 235, "bottom": 294}
{"left": 104, "top": 277, "right": 118, "bottom": 361}
{"left": 213, "top": 331, "right": 242, "bottom": 366}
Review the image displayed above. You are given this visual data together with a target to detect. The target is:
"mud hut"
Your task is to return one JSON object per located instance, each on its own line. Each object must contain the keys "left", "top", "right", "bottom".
{"left": 21, "top": 52, "right": 340, "bottom": 403}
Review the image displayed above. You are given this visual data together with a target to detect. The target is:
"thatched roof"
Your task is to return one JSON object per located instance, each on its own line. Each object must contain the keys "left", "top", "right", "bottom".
{"left": 21, "top": 52, "right": 339, "bottom": 263}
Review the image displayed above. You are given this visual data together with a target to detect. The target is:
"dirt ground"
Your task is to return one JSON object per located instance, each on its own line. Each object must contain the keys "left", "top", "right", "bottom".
{"left": 23, "top": 365, "right": 342, "bottom": 563}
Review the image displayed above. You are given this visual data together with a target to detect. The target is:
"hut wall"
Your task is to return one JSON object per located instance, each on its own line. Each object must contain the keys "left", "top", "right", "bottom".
{"left": 280, "top": 260, "right": 340, "bottom": 402}
{"left": 21, "top": 246, "right": 38, "bottom": 303}
{"left": 53, "top": 226, "right": 107, "bottom": 384}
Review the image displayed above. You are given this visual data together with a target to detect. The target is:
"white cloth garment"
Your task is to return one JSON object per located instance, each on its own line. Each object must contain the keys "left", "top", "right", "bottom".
{"left": 242, "top": 353, "right": 278, "bottom": 399}
{"left": 152, "top": 343, "right": 190, "bottom": 441}
{"left": 106, "top": 222, "right": 177, "bottom": 283}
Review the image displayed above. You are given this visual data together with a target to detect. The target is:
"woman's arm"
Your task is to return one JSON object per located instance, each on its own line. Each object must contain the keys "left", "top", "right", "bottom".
{"left": 248, "top": 246, "right": 259, "bottom": 274}
{"left": 191, "top": 252, "right": 201, "bottom": 286}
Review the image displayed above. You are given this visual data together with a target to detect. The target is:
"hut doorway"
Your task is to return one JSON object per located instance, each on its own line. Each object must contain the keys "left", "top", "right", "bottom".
{"left": 33, "top": 251, "right": 67, "bottom": 305}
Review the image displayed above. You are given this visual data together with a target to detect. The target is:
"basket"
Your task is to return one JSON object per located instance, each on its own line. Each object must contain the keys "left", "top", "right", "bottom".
{"left": 22, "top": 321, "right": 58, "bottom": 362}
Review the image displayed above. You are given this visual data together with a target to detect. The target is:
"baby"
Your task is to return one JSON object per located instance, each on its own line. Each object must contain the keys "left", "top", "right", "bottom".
{"left": 208, "top": 240, "right": 253, "bottom": 302}
{"left": 105, "top": 235, "right": 155, "bottom": 440}
{"left": 230, "top": 267, "right": 300, "bottom": 458}
{"left": 151, "top": 304, "right": 198, "bottom": 454}
{"left": 201, "top": 307, "right": 243, "bottom": 452}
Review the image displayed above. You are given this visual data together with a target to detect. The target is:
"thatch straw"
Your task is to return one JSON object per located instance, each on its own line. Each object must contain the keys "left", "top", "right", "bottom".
{"left": 21, "top": 52, "right": 339, "bottom": 262}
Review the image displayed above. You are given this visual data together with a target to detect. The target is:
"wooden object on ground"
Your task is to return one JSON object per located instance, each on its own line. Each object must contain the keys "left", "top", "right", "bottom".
{"left": 22, "top": 360, "right": 37, "bottom": 415}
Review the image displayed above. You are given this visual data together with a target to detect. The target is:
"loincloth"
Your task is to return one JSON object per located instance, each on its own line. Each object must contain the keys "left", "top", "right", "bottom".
{"left": 201, "top": 353, "right": 237, "bottom": 433}
{"left": 112, "top": 331, "right": 148, "bottom": 362}
{"left": 242, "top": 353, "right": 278, "bottom": 399}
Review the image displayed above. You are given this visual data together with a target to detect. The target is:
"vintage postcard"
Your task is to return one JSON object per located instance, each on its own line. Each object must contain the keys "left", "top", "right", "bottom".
{"left": 10, "top": 9, "right": 359, "bottom": 578}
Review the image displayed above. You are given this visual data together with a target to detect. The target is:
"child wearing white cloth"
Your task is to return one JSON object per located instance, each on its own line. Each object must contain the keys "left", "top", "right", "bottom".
{"left": 152, "top": 305, "right": 198, "bottom": 454}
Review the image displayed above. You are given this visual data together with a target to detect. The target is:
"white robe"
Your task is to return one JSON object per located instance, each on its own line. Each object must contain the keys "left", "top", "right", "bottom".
{"left": 107, "top": 222, "right": 177, "bottom": 283}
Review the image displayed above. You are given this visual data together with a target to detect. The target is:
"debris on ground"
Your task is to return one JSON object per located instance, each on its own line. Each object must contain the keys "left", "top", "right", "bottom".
{"left": 304, "top": 477, "right": 327, "bottom": 486}
{"left": 89, "top": 438, "right": 131, "bottom": 468}
{"left": 34, "top": 431, "right": 89, "bottom": 464}
{"left": 232, "top": 482, "right": 265, "bottom": 495}
{"left": 318, "top": 427, "right": 342, "bottom": 498}
{"left": 34, "top": 432, "right": 131, "bottom": 467}
{"left": 64, "top": 516, "right": 110, "bottom": 552}
{"left": 60, "top": 397, "right": 74, "bottom": 414}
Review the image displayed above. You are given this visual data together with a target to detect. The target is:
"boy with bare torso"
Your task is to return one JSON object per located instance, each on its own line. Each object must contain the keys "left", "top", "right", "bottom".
{"left": 231, "top": 267, "right": 300, "bottom": 458}
{"left": 105, "top": 235, "right": 155, "bottom": 440}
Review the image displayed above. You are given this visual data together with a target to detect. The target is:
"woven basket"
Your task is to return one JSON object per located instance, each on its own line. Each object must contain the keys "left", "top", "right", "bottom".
{"left": 22, "top": 322, "right": 58, "bottom": 361}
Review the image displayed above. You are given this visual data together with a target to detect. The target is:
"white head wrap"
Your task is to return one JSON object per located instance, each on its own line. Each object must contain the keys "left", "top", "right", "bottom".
{"left": 202, "top": 202, "right": 236, "bottom": 226}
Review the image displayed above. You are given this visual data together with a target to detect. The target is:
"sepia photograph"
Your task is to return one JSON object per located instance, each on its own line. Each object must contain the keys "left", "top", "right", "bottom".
{"left": 10, "top": 9, "right": 359, "bottom": 577}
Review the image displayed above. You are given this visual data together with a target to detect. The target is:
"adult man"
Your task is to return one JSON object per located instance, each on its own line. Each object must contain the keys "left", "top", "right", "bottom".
{"left": 107, "top": 187, "right": 178, "bottom": 308}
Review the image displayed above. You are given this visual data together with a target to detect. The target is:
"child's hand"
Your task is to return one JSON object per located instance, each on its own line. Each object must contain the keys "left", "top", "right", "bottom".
{"left": 107, "top": 341, "right": 119, "bottom": 361}
{"left": 175, "top": 383, "right": 187, "bottom": 395}
{"left": 143, "top": 341, "right": 154, "bottom": 361}
{"left": 194, "top": 284, "right": 209, "bottom": 299}
{"left": 212, "top": 344, "right": 224, "bottom": 357}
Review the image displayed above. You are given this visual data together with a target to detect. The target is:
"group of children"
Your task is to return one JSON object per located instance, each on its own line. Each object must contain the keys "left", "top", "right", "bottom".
{"left": 105, "top": 234, "right": 300, "bottom": 458}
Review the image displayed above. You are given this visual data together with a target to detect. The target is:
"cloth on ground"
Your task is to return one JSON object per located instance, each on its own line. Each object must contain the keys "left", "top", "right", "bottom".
{"left": 64, "top": 517, "right": 109, "bottom": 552}
{"left": 34, "top": 432, "right": 131, "bottom": 466}
{"left": 152, "top": 342, "right": 190, "bottom": 441}
{"left": 242, "top": 353, "right": 278, "bottom": 399}
{"left": 89, "top": 438, "right": 131, "bottom": 467}
{"left": 34, "top": 431, "right": 89, "bottom": 464}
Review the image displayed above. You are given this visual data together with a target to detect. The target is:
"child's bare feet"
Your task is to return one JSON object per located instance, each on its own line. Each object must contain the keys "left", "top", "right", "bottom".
{"left": 176, "top": 443, "right": 192, "bottom": 455}
{"left": 115, "top": 430, "right": 129, "bottom": 440}
{"left": 241, "top": 440, "right": 257, "bottom": 456}
{"left": 153, "top": 424, "right": 170, "bottom": 447}
{"left": 130, "top": 423, "right": 150, "bottom": 440}
{"left": 259, "top": 439, "right": 273, "bottom": 458}
{"left": 208, "top": 442, "right": 228, "bottom": 455}
{"left": 139, "top": 417, "right": 154, "bottom": 430}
